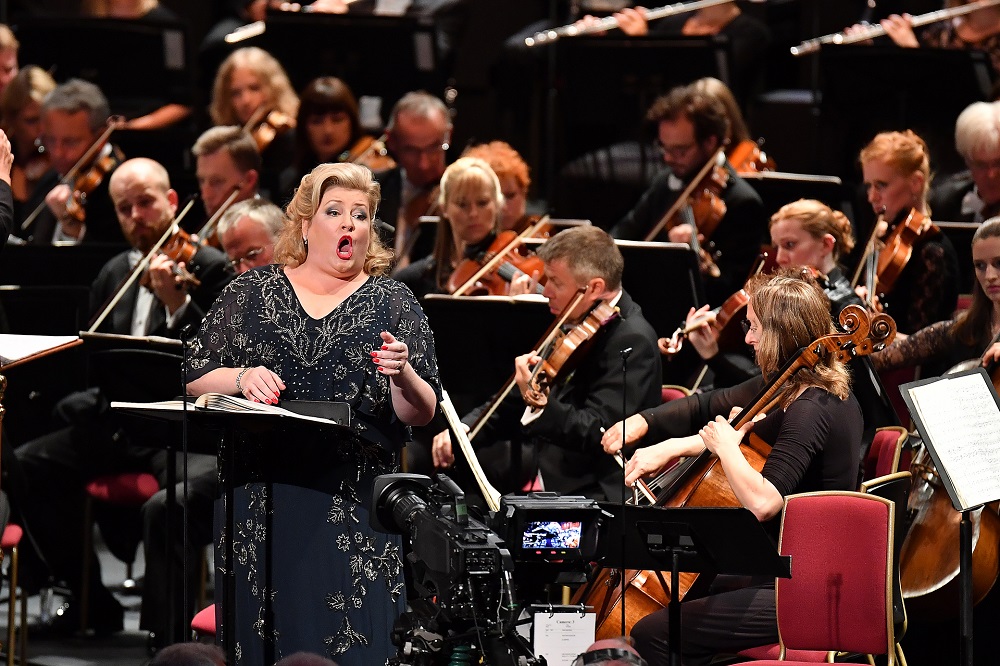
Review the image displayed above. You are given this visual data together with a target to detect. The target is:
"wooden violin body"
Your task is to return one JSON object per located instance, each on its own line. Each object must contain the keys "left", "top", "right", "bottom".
{"left": 446, "top": 230, "right": 545, "bottom": 296}
{"left": 728, "top": 139, "right": 775, "bottom": 175}
{"left": 250, "top": 110, "right": 294, "bottom": 153}
{"left": 66, "top": 145, "right": 125, "bottom": 223}
{"left": 342, "top": 134, "right": 396, "bottom": 171}
{"left": 876, "top": 208, "right": 939, "bottom": 296}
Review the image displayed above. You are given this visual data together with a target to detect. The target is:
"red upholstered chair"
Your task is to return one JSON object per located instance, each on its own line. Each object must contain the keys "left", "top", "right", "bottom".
{"left": 79, "top": 471, "right": 160, "bottom": 632}
{"left": 661, "top": 385, "right": 691, "bottom": 403}
{"left": 191, "top": 603, "right": 216, "bottom": 638}
{"left": 741, "top": 491, "right": 897, "bottom": 666}
{"left": 0, "top": 524, "right": 27, "bottom": 666}
{"left": 863, "top": 426, "right": 909, "bottom": 482}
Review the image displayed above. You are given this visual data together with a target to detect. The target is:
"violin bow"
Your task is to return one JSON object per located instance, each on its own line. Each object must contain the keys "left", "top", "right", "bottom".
{"left": 440, "top": 390, "right": 502, "bottom": 512}
{"left": 86, "top": 199, "right": 197, "bottom": 333}
{"left": 452, "top": 215, "right": 551, "bottom": 296}
{"left": 643, "top": 147, "right": 726, "bottom": 242}
{"left": 21, "top": 116, "right": 126, "bottom": 233}
{"left": 467, "top": 289, "right": 586, "bottom": 441}
{"left": 850, "top": 208, "right": 884, "bottom": 289}
{"left": 195, "top": 185, "right": 242, "bottom": 244}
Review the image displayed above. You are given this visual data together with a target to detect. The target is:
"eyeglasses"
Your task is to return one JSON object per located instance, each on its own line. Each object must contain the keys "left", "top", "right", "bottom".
{"left": 740, "top": 318, "right": 759, "bottom": 336}
{"left": 226, "top": 246, "right": 264, "bottom": 271}
{"left": 395, "top": 140, "right": 449, "bottom": 161}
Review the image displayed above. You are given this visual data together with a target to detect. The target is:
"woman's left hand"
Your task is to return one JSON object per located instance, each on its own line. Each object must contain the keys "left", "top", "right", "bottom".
{"left": 372, "top": 331, "right": 409, "bottom": 376}
{"left": 699, "top": 416, "right": 752, "bottom": 456}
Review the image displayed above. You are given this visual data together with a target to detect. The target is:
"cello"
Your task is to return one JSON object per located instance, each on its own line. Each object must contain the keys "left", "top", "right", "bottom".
{"left": 575, "top": 304, "right": 897, "bottom": 639}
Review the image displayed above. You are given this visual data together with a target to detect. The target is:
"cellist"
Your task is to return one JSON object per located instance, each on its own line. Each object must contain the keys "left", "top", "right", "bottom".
{"left": 859, "top": 130, "right": 959, "bottom": 333}
{"left": 431, "top": 226, "right": 662, "bottom": 501}
{"left": 601, "top": 271, "right": 863, "bottom": 665}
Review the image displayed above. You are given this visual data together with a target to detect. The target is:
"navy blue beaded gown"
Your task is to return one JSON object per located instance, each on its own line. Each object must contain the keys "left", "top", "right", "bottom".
{"left": 187, "top": 265, "right": 441, "bottom": 666}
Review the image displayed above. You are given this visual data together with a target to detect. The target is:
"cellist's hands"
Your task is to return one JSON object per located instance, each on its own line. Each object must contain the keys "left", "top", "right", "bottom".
{"left": 601, "top": 414, "right": 649, "bottom": 454}
{"left": 623, "top": 440, "right": 676, "bottom": 486}
{"left": 699, "top": 415, "right": 752, "bottom": 458}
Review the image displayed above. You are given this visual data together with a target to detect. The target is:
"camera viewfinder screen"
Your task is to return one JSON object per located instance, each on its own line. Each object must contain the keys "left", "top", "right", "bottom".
{"left": 523, "top": 521, "right": 583, "bottom": 550}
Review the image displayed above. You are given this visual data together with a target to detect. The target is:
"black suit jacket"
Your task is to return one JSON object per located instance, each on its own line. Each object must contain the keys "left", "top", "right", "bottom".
{"left": 0, "top": 180, "right": 12, "bottom": 249}
{"left": 466, "top": 291, "right": 662, "bottom": 501}
{"left": 374, "top": 167, "right": 438, "bottom": 265}
{"left": 611, "top": 163, "right": 767, "bottom": 304}
{"left": 18, "top": 168, "right": 124, "bottom": 245}
{"left": 89, "top": 243, "right": 233, "bottom": 337}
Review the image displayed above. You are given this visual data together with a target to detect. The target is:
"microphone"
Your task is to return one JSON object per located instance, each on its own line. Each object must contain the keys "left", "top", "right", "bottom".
{"left": 374, "top": 217, "right": 396, "bottom": 235}
{"left": 620, "top": 347, "right": 633, "bottom": 360}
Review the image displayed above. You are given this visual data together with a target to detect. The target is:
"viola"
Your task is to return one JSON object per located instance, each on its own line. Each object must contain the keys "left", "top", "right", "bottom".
{"left": 727, "top": 139, "right": 775, "bottom": 175}
{"left": 523, "top": 300, "right": 620, "bottom": 409}
{"left": 448, "top": 219, "right": 550, "bottom": 296}
{"left": 644, "top": 149, "right": 728, "bottom": 277}
{"left": 576, "top": 304, "right": 897, "bottom": 639}
{"left": 248, "top": 109, "right": 294, "bottom": 153}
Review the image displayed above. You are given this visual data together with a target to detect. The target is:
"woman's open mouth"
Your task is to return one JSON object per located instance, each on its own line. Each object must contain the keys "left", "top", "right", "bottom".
{"left": 337, "top": 235, "right": 353, "bottom": 260}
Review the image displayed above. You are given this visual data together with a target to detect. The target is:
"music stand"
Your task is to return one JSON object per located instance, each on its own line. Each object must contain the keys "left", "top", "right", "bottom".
{"left": 600, "top": 504, "right": 790, "bottom": 666}
{"left": 740, "top": 171, "right": 852, "bottom": 220}
{"left": 817, "top": 46, "right": 994, "bottom": 178}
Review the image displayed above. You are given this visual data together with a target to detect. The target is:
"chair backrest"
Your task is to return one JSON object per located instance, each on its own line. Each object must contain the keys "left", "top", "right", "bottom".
{"left": 776, "top": 491, "right": 895, "bottom": 662}
{"left": 661, "top": 384, "right": 692, "bottom": 403}
{"left": 864, "top": 426, "right": 908, "bottom": 481}
{"left": 860, "top": 471, "right": 912, "bottom": 640}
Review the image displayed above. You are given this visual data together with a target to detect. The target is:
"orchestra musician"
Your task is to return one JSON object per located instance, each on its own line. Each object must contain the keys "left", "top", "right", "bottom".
{"left": 209, "top": 46, "right": 298, "bottom": 200}
{"left": 192, "top": 125, "right": 261, "bottom": 224}
{"left": 280, "top": 76, "right": 396, "bottom": 201}
{"left": 217, "top": 198, "right": 284, "bottom": 275}
{"left": 11, "top": 158, "right": 232, "bottom": 644}
{"left": 185, "top": 162, "right": 440, "bottom": 666}
{"left": 431, "top": 225, "right": 662, "bottom": 501}
{"left": 601, "top": 271, "right": 863, "bottom": 665}
{"left": 18, "top": 79, "right": 124, "bottom": 245}
{"left": 0, "top": 128, "right": 13, "bottom": 248}
{"left": 0, "top": 24, "right": 19, "bottom": 98}
{"left": 679, "top": 199, "right": 862, "bottom": 389}
{"left": 463, "top": 140, "right": 535, "bottom": 233}
{"left": 393, "top": 156, "right": 503, "bottom": 300}
{"left": 378, "top": 91, "right": 451, "bottom": 271}
{"left": 611, "top": 84, "right": 767, "bottom": 304}
{"left": 0, "top": 65, "right": 56, "bottom": 218}
{"left": 930, "top": 100, "right": 1000, "bottom": 223}
{"left": 859, "top": 130, "right": 960, "bottom": 334}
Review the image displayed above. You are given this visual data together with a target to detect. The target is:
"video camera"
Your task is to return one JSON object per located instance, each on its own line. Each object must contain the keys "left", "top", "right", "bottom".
{"left": 371, "top": 473, "right": 608, "bottom": 666}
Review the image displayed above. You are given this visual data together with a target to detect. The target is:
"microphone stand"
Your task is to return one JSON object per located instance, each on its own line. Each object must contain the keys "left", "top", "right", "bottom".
{"left": 618, "top": 346, "right": 633, "bottom": 635}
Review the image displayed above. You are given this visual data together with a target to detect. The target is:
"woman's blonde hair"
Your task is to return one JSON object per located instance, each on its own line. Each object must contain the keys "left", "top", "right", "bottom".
{"left": 746, "top": 270, "right": 851, "bottom": 407}
{"left": 209, "top": 47, "right": 299, "bottom": 126}
{"left": 0, "top": 65, "right": 56, "bottom": 134}
{"left": 275, "top": 163, "right": 392, "bottom": 276}
{"left": 430, "top": 157, "right": 504, "bottom": 289}
{"left": 769, "top": 199, "right": 855, "bottom": 261}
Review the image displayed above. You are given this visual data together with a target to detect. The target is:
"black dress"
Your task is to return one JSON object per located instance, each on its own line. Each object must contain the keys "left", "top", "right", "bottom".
{"left": 187, "top": 265, "right": 442, "bottom": 666}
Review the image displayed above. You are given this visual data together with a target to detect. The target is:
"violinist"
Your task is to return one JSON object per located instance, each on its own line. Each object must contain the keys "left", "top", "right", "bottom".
{"left": 601, "top": 272, "right": 863, "bottom": 666}
{"left": 394, "top": 156, "right": 503, "bottom": 300}
{"left": 209, "top": 46, "right": 298, "bottom": 200}
{"left": 11, "top": 157, "right": 231, "bottom": 645}
{"left": 463, "top": 140, "right": 535, "bottom": 233}
{"left": 930, "top": 100, "right": 1000, "bottom": 223}
{"left": 192, "top": 125, "right": 261, "bottom": 223}
{"left": 611, "top": 84, "right": 767, "bottom": 303}
{"left": 679, "top": 200, "right": 862, "bottom": 390}
{"left": 377, "top": 90, "right": 451, "bottom": 270}
{"left": 431, "top": 225, "right": 662, "bottom": 501}
{"left": 18, "top": 79, "right": 124, "bottom": 245}
{"left": 0, "top": 65, "right": 55, "bottom": 217}
{"left": 690, "top": 77, "right": 775, "bottom": 174}
{"left": 859, "top": 130, "right": 959, "bottom": 333}
{"left": 279, "top": 76, "right": 396, "bottom": 201}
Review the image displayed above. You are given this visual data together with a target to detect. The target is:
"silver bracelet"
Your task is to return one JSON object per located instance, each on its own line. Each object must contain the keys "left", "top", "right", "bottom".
{"left": 236, "top": 367, "right": 250, "bottom": 393}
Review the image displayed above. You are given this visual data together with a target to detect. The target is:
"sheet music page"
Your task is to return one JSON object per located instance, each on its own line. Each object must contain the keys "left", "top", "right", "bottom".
{"left": 908, "top": 372, "right": 1000, "bottom": 509}
{"left": 0, "top": 334, "right": 80, "bottom": 365}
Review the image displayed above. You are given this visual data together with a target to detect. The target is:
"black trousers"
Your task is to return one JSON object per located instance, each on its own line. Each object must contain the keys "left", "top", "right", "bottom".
{"left": 630, "top": 575, "right": 777, "bottom": 666}
{"left": 12, "top": 388, "right": 216, "bottom": 640}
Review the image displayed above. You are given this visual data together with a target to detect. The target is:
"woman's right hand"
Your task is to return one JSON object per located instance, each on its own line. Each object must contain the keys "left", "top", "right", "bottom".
{"left": 238, "top": 366, "right": 286, "bottom": 404}
{"left": 623, "top": 440, "right": 675, "bottom": 486}
{"left": 601, "top": 413, "right": 649, "bottom": 454}
{"left": 881, "top": 14, "right": 918, "bottom": 47}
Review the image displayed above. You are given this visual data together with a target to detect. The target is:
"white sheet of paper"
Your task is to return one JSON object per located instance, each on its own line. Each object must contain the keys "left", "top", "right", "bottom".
{"left": 533, "top": 611, "right": 595, "bottom": 666}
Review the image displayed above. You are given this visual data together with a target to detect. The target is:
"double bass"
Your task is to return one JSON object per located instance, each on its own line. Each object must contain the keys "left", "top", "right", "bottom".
{"left": 575, "top": 305, "right": 897, "bottom": 639}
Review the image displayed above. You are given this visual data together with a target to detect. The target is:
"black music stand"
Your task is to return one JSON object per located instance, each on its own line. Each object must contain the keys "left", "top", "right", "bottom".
{"left": 817, "top": 46, "right": 994, "bottom": 178}
{"left": 599, "top": 504, "right": 791, "bottom": 666}
{"left": 115, "top": 405, "right": 351, "bottom": 665}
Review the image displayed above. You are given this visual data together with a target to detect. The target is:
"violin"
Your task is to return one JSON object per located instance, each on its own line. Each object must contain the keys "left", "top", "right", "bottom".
{"left": 644, "top": 148, "right": 728, "bottom": 278}
{"left": 727, "top": 139, "right": 775, "bottom": 175}
{"left": 877, "top": 208, "right": 939, "bottom": 296}
{"left": 660, "top": 288, "right": 749, "bottom": 356}
{"left": 139, "top": 226, "right": 202, "bottom": 290}
{"left": 246, "top": 109, "right": 294, "bottom": 153}
{"left": 448, "top": 218, "right": 551, "bottom": 296}
{"left": 340, "top": 133, "right": 396, "bottom": 172}
{"left": 10, "top": 142, "right": 50, "bottom": 203}
{"left": 523, "top": 300, "right": 620, "bottom": 409}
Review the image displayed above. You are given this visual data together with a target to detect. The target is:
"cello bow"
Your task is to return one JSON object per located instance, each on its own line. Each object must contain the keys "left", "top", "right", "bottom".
{"left": 440, "top": 390, "right": 501, "bottom": 512}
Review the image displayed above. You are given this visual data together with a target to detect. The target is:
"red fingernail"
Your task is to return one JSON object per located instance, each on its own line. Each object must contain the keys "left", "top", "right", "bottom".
{"left": 381, "top": 345, "right": 388, "bottom": 350}
{"left": 370, "top": 351, "right": 377, "bottom": 356}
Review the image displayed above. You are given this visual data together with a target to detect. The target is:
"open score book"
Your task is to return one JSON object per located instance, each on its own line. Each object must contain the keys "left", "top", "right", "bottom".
{"left": 111, "top": 393, "right": 350, "bottom": 427}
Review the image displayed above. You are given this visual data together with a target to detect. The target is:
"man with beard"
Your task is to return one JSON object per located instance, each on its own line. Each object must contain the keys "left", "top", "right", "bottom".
{"left": 11, "top": 158, "right": 231, "bottom": 647}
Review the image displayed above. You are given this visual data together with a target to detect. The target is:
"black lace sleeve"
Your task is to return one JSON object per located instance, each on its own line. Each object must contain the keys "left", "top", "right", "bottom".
{"left": 871, "top": 320, "right": 957, "bottom": 372}
{"left": 905, "top": 240, "right": 954, "bottom": 332}
{"left": 640, "top": 376, "right": 766, "bottom": 443}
